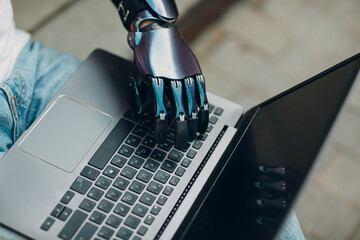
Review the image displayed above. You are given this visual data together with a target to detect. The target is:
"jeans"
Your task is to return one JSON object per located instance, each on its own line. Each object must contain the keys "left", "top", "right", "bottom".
{"left": 0, "top": 39, "right": 305, "bottom": 240}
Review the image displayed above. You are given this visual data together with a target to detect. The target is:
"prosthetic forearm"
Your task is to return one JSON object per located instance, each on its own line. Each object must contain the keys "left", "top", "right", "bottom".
{"left": 111, "top": 0, "right": 209, "bottom": 149}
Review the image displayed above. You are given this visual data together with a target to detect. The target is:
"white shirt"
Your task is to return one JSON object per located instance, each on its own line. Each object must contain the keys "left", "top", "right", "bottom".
{"left": 0, "top": 0, "right": 30, "bottom": 83}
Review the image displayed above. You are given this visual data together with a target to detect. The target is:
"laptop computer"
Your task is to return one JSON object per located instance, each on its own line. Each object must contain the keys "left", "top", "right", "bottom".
{"left": 0, "top": 49, "right": 359, "bottom": 240}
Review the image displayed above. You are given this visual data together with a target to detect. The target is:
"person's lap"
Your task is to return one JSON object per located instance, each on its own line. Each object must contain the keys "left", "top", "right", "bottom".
{"left": 0, "top": 39, "right": 304, "bottom": 240}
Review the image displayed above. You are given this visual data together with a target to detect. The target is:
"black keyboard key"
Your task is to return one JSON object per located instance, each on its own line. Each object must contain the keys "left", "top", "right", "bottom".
{"left": 122, "top": 191, "right": 138, "bottom": 205}
{"left": 168, "top": 150, "right": 183, "bottom": 162}
{"left": 143, "top": 159, "right": 160, "bottom": 172}
{"left": 186, "top": 149, "right": 197, "bottom": 159}
{"left": 136, "top": 169, "right": 153, "bottom": 183}
{"left": 129, "top": 180, "right": 145, "bottom": 194}
{"left": 116, "top": 227, "right": 133, "bottom": 240}
{"left": 139, "top": 192, "right": 156, "bottom": 206}
{"left": 51, "top": 203, "right": 64, "bottom": 218}
{"left": 111, "top": 155, "right": 127, "bottom": 168}
{"left": 150, "top": 149, "right": 166, "bottom": 162}
{"left": 132, "top": 203, "right": 149, "bottom": 217}
{"left": 58, "top": 207, "right": 72, "bottom": 221}
{"left": 113, "top": 176, "right": 130, "bottom": 190}
{"left": 157, "top": 140, "right": 173, "bottom": 151}
{"left": 154, "top": 170, "right": 170, "bottom": 184}
{"left": 161, "top": 160, "right": 177, "bottom": 173}
{"left": 157, "top": 195, "right": 167, "bottom": 206}
{"left": 79, "top": 198, "right": 96, "bottom": 212}
{"left": 144, "top": 215, "right": 155, "bottom": 225}
{"left": 206, "top": 124, "right": 213, "bottom": 133}
{"left": 80, "top": 166, "right": 100, "bottom": 180}
{"left": 124, "top": 109, "right": 140, "bottom": 122}
{"left": 124, "top": 215, "right": 141, "bottom": 229}
{"left": 89, "top": 118, "right": 134, "bottom": 169}
{"left": 142, "top": 136, "right": 156, "bottom": 148}
{"left": 98, "top": 226, "right": 114, "bottom": 240}
{"left": 137, "top": 226, "right": 148, "bottom": 236}
{"left": 98, "top": 199, "right": 114, "bottom": 213}
{"left": 176, "top": 143, "right": 190, "bottom": 152}
{"left": 139, "top": 116, "right": 153, "bottom": 128}
{"left": 95, "top": 176, "right": 112, "bottom": 190}
{"left": 114, "top": 203, "right": 130, "bottom": 217}
{"left": 209, "top": 116, "right": 218, "bottom": 124}
{"left": 132, "top": 125, "right": 148, "bottom": 138}
{"left": 103, "top": 165, "right": 120, "bottom": 179}
{"left": 169, "top": 176, "right": 180, "bottom": 186}
{"left": 60, "top": 191, "right": 75, "bottom": 204}
{"left": 208, "top": 104, "right": 215, "bottom": 113}
{"left": 150, "top": 205, "right": 161, "bottom": 215}
{"left": 106, "top": 188, "right": 122, "bottom": 201}
{"left": 166, "top": 129, "right": 175, "bottom": 141}
{"left": 106, "top": 214, "right": 122, "bottom": 228}
{"left": 214, "top": 107, "right": 224, "bottom": 116}
{"left": 87, "top": 187, "right": 104, "bottom": 201}
{"left": 118, "top": 145, "right": 134, "bottom": 158}
{"left": 175, "top": 167, "right": 186, "bottom": 177}
{"left": 58, "top": 210, "right": 87, "bottom": 240}
{"left": 90, "top": 210, "right": 106, "bottom": 225}
{"left": 198, "top": 133, "right": 208, "bottom": 141}
{"left": 149, "top": 128, "right": 155, "bottom": 136}
{"left": 74, "top": 222, "right": 97, "bottom": 240}
{"left": 40, "top": 217, "right": 55, "bottom": 231}
{"left": 147, "top": 181, "right": 163, "bottom": 195}
{"left": 192, "top": 140, "right": 203, "bottom": 150}
{"left": 121, "top": 166, "right": 137, "bottom": 179}
{"left": 163, "top": 186, "right": 173, "bottom": 196}
{"left": 181, "top": 158, "right": 191, "bottom": 168}
{"left": 125, "top": 134, "right": 141, "bottom": 147}
{"left": 128, "top": 156, "right": 145, "bottom": 169}
{"left": 135, "top": 145, "right": 151, "bottom": 158}
{"left": 70, "top": 177, "right": 92, "bottom": 194}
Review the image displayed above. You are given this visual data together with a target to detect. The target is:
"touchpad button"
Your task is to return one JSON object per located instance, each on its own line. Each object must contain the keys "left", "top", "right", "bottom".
{"left": 19, "top": 96, "right": 112, "bottom": 172}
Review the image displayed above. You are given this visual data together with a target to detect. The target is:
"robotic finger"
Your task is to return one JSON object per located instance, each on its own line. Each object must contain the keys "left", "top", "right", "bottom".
{"left": 195, "top": 74, "right": 209, "bottom": 134}
{"left": 146, "top": 77, "right": 168, "bottom": 142}
{"left": 183, "top": 77, "right": 198, "bottom": 141}
{"left": 168, "top": 80, "right": 188, "bottom": 149}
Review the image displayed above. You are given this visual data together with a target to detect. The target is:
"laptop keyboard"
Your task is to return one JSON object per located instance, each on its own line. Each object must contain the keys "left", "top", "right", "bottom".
{"left": 40, "top": 104, "right": 223, "bottom": 240}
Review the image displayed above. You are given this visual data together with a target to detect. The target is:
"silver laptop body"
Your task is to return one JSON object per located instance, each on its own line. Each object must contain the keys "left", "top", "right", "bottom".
{"left": 0, "top": 50, "right": 242, "bottom": 240}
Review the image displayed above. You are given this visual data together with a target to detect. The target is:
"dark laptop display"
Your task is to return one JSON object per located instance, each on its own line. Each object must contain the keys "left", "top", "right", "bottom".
{"left": 174, "top": 54, "right": 360, "bottom": 239}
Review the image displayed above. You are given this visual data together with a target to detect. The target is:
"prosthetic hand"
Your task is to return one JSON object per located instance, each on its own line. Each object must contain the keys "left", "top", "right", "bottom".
{"left": 112, "top": 0, "right": 209, "bottom": 149}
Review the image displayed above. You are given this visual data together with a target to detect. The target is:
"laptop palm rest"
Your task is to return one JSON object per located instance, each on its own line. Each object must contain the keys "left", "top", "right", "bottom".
{"left": 18, "top": 95, "right": 112, "bottom": 172}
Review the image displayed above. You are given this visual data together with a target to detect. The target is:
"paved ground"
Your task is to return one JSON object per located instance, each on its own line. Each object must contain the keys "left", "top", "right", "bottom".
{"left": 12, "top": 0, "right": 360, "bottom": 239}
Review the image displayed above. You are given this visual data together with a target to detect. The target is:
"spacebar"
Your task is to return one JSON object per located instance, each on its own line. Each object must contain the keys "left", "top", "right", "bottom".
{"left": 58, "top": 210, "right": 87, "bottom": 240}
{"left": 88, "top": 118, "right": 135, "bottom": 169}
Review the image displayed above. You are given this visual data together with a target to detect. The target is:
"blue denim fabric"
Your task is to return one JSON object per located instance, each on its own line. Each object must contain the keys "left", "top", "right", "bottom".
{"left": 0, "top": 39, "right": 304, "bottom": 240}
{"left": 276, "top": 210, "right": 306, "bottom": 240}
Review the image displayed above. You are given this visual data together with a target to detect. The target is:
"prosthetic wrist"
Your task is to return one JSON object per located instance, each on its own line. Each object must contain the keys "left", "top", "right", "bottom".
{"left": 112, "top": 0, "right": 209, "bottom": 149}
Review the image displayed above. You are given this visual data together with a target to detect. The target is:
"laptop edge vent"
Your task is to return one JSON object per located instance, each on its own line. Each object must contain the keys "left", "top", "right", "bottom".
{"left": 154, "top": 125, "right": 229, "bottom": 239}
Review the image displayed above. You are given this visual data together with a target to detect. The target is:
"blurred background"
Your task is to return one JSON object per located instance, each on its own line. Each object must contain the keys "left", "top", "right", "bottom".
{"left": 12, "top": 0, "right": 360, "bottom": 239}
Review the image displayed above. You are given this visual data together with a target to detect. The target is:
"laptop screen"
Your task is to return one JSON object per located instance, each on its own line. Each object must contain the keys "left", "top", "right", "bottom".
{"left": 237, "top": 54, "right": 360, "bottom": 238}
{"left": 176, "top": 54, "right": 360, "bottom": 240}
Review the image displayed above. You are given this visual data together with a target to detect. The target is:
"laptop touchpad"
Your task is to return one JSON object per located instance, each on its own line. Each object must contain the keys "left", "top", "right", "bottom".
{"left": 19, "top": 96, "right": 112, "bottom": 172}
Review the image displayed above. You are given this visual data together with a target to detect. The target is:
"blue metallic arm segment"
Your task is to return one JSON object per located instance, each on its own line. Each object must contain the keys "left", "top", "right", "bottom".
{"left": 184, "top": 77, "right": 198, "bottom": 116}
{"left": 144, "top": 0, "right": 178, "bottom": 20}
{"left": 149, "top": 77, "right": 167, "bottom": 117}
